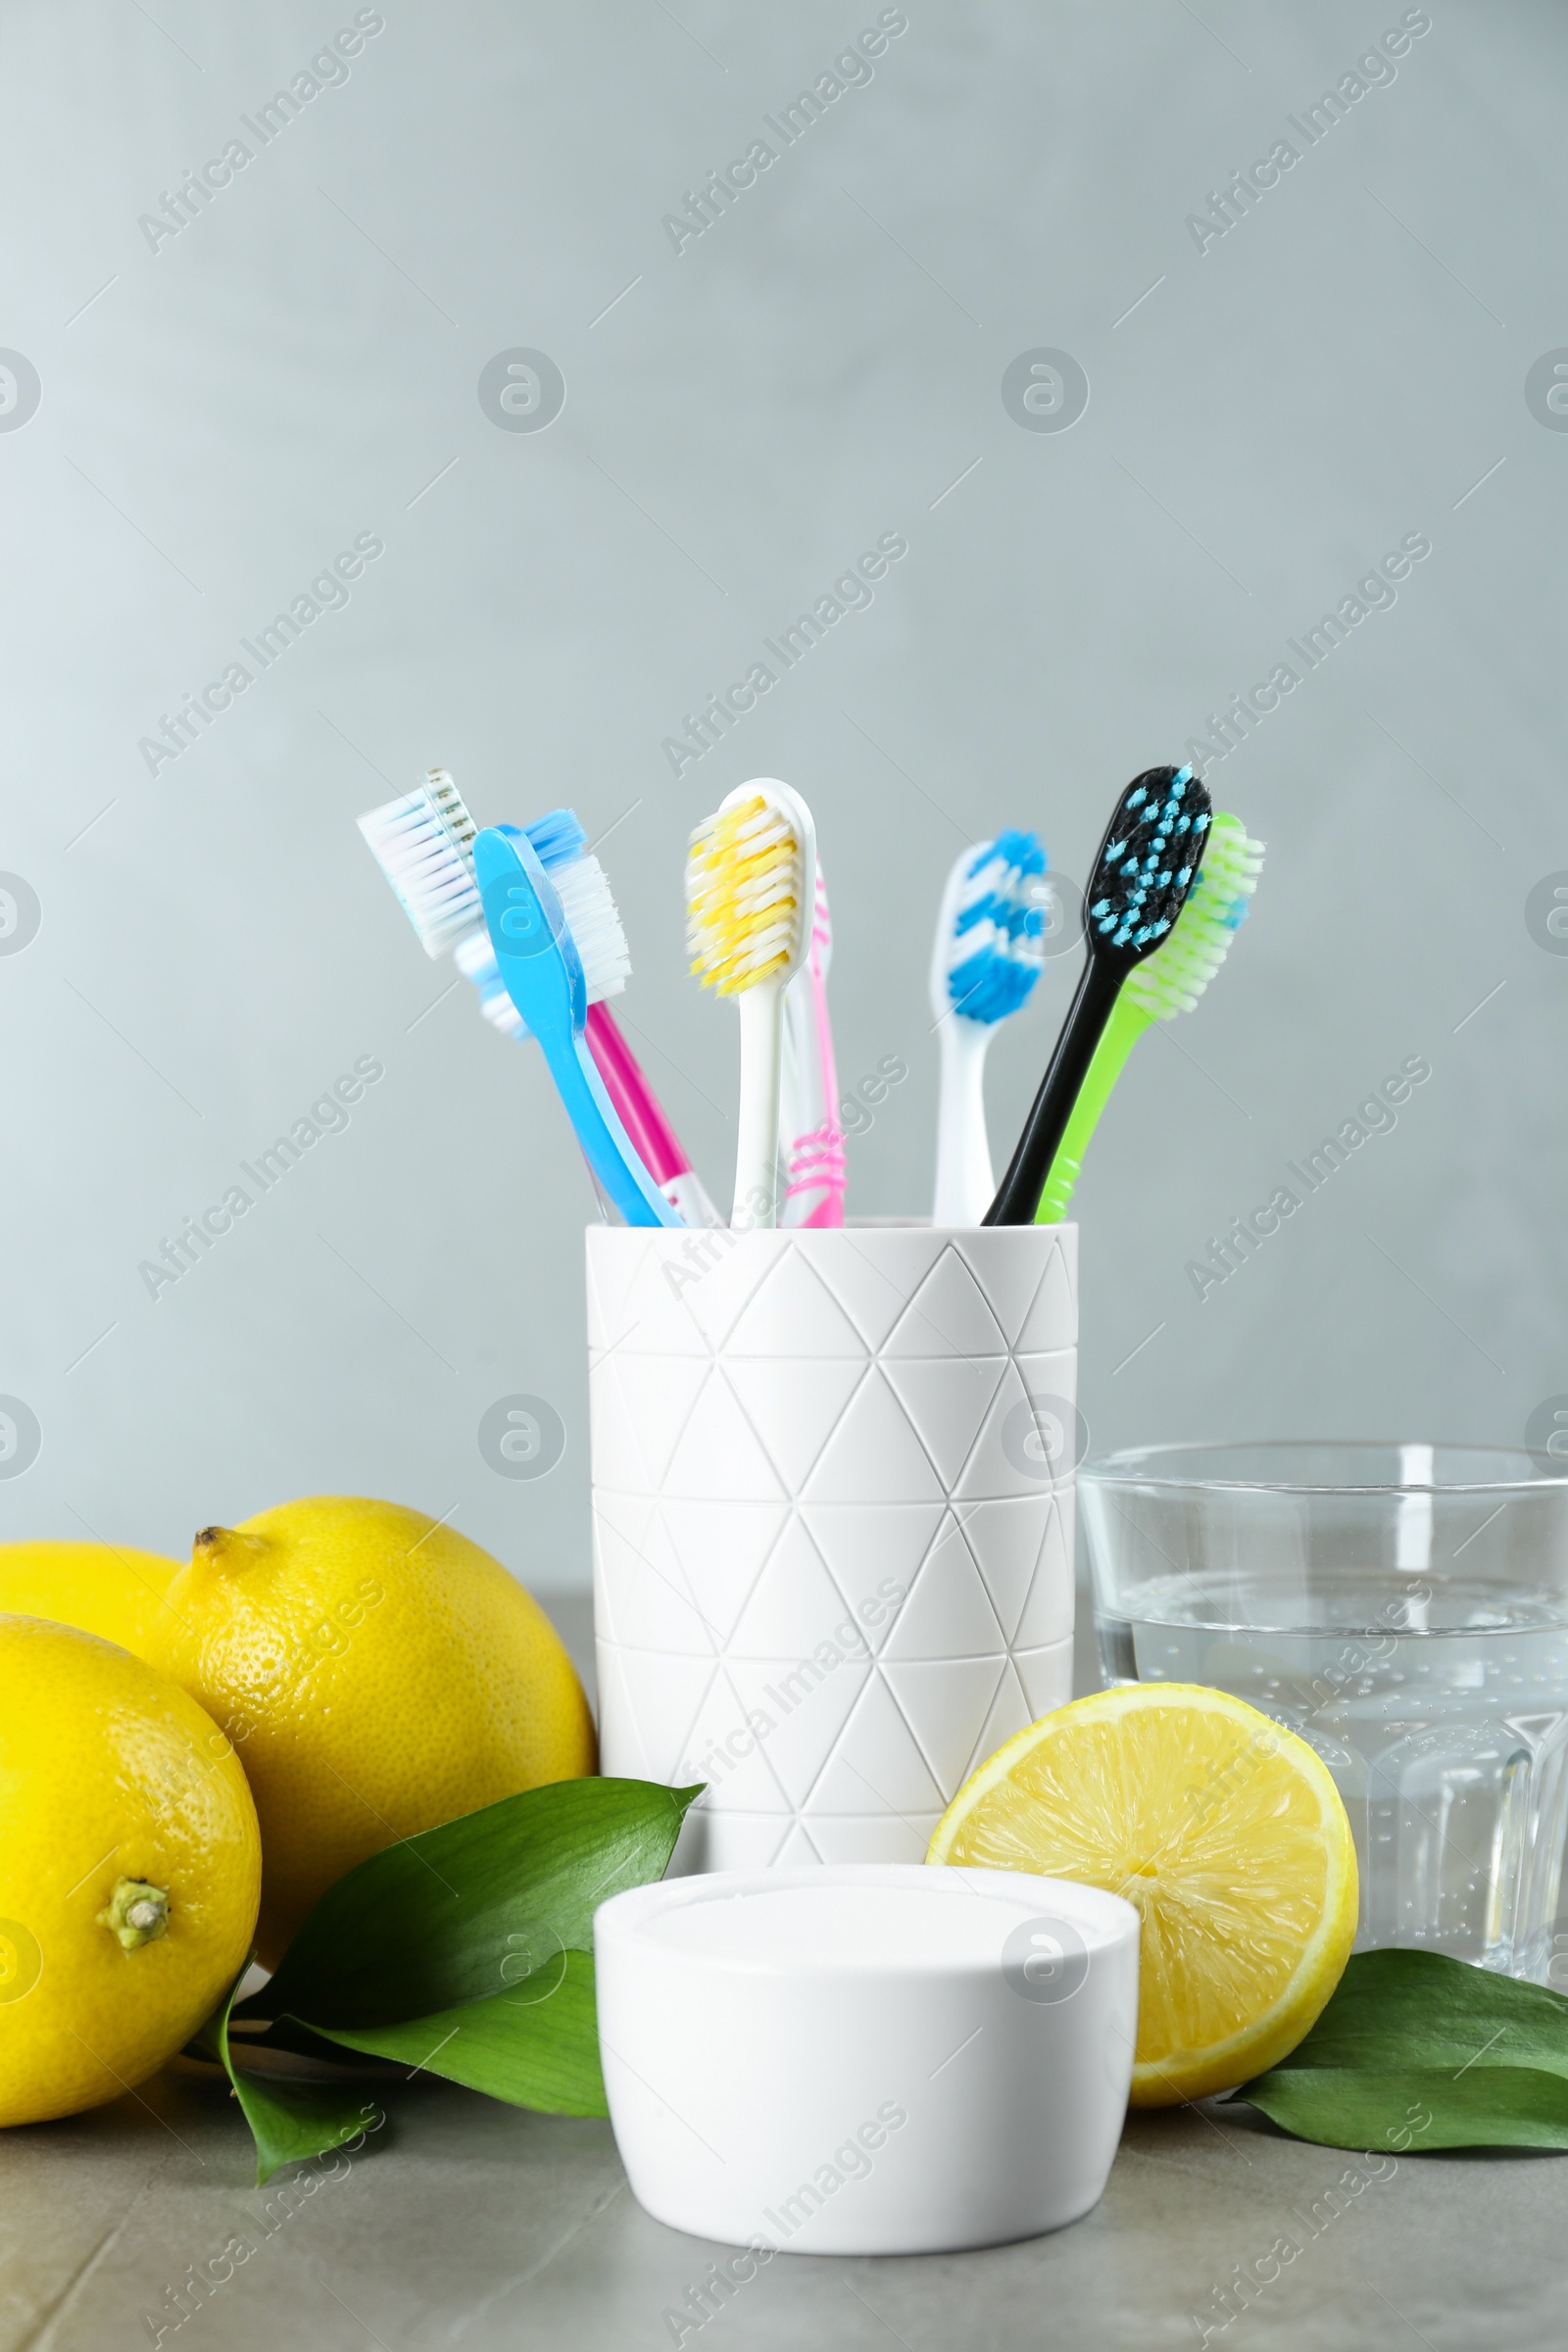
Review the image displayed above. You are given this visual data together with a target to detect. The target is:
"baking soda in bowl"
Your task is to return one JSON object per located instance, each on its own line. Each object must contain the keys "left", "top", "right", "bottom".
{"left": 594, "top": 1865, "right": 1140, "bottom": 2256}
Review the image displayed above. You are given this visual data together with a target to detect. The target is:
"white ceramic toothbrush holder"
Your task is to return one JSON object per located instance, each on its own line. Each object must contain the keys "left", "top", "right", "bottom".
{"left": 587, "top": 1222, "right": 1078, "bottom": 1870}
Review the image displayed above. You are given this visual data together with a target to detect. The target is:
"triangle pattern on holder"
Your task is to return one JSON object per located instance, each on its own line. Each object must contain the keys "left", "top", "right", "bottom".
{"left": 593, "top": 1493, "right": 715, "bottom": 1654}
{"left": 721, "top": 1356, "right": 869, "bottom": 1494}
{"left": 1013, "top": 1236, "right": 1077, "bottom": 1354}
{"left": 686, "top": 1806, "right": 804, "bottom": 1862}
{"left": 962, "top": 1656, "right": 1033, "bottom": 1783}
{"left": 798, "top": 1812, "right": 935, "bottom": 1865}
{"left": 948, "top": 1229, "right": 1054, "bottom": 1348}
{"left": 1013, "top": 1640, "right": 1073, "bottom": 1721}
{"left": 959, "top": 1495, "right": 1058, "bottom": 1644}
{"left": 1012, "top": 1491, "right": 1074, "bottom": 1647}
{"left": 880, "top": 1655, "right": 1008, "bottom": 1800}
{"left": 804, "top": 1368, "right": 945, "bottom": 1504}
{"left": 590, "top": 1487, "right": 655, "bottom": 1612}
{"left": 725, "top": 1246, "right": 869, "bottom": 1357}
{"left": 881, "top": 1514, "right": 1007, "bottom": 1660}
{"left": 663, "top": 1370, "right": 787, "bottom": 1501}
{"left": 672, "top": 1232, "right": 792, "bottom": 1353}
{"left": 588, "top": 1350, "right": 673, "bottom": 1495}
{"left": 883, "top": 1244, "right": 1009, "bottom": 1359}
{"left": 800, "top": 1501, "right": 949, "bottom": 1643}
{"left": 798, "top": 1231, "right": 944, "bottom": 1351}
{"left": 880, "top": 1354, "right": 1007, "bottom": 1491}
{"left": 773, "top": 1821, "right": 829, "bottom": 1866}
{"left": 658, "top": 1498, "right": 791, "bottom": 1645}
{"left": 595, "top": 1353, "right": 713, "bottom": 1493}
{"left": 678, "top": 1664, "right": 796, "bottom": 1810}
{"left": 593, "top": 1236, "right": 710, "bottom": 1358}
{"left": 596, "top": 1645, "right": 718, "bottom": 1784}
{"left": 955, "top": 1358, "right": 1072, "bottom": 1500}
{"left": 808, "top": 1671, "right": 947, "bottom": 1816}
{"left": 726, "top": 1654, "right": 870, "bottom": 1807}
{"left": 728, "top": 1515, "right": 855, "bottom": 1658}
{"left": 584, "top": 1232, "right": 655, "bottom": 1353}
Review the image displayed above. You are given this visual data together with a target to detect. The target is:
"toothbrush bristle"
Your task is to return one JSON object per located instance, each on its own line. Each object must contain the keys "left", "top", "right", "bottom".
{"left": 686, "top": 789, "right": 809, "bottom": 995}
{"left": 553, "top": 850, "right": 631, "bottom": 1001}
{"left": 455, "top": 820, "right": 630, "bottom": 1029}
{"left": 361, "top": 775, "right": 630, "bottom": 1010}
{"left": 523, "top": 807, "right": 587, "bottom": 868}
{"left": 945, "top": 828, "right": 1048, "bottom": 1024}
{"left": 454, "top": 927, "right": 525, "bottom": 1037}
{"left": 1122, "top": 811, "right": 1263, "bottom": 1020}
{"left": 357, "top": 768, "right": 480, "bottom": 957}
{"left": 1085, "top": 764, "right": 1212, "bottom": 958}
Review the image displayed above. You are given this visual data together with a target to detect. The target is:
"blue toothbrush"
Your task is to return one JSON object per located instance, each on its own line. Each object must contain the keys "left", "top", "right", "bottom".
{"left": 929, "top": 829, "right": 1049, "bottom": 1225}
{"left": 473, "top": 826, "right": 680, "bottom": 1229}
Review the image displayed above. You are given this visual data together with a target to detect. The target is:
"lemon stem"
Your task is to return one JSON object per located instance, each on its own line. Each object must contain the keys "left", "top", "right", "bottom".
{"left": 99, "top": 1878, "right": 170, "bottom": 1951}
{"left": 191, "top": 1526, "right": 268, "bottom": 1575}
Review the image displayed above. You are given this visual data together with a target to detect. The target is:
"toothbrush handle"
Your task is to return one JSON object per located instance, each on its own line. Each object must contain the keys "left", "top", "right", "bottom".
{"left": 536, "top": 1023, "right": 681, "bottom": 1228}
{"left": 586, "top": 1005, "right": 686, "bottom": 1183}
{"left": 782, "top": 953, "right": 847, "bottom": 1228}
{"left": 733, "top": 983, "right": 784, "bottom": 1230}
{"left": 984, "top": 953, "right": 1125, "bottom": 1225}
{"left": 933, "top": 1019, "right": 994, "bottom": 1227}
{"left": 1034, "top": 994, "right": 1152, "bottom": 1223}
{"left": 586, "top": 1005, "right": 723, "bottom": 1228}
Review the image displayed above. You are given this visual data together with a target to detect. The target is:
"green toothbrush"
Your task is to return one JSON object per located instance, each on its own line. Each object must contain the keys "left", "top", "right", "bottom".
{"left": 1034, "top": 810, "right": 1263, "bottom": 1223}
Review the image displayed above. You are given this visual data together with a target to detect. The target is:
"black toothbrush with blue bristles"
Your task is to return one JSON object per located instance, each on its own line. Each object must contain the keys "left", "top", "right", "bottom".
{"left": 983, "top": 764, "right": 1212, "bottom": 1225}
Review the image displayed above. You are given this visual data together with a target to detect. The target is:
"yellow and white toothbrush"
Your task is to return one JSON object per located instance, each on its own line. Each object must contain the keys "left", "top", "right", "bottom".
{"left": 686, "top": 780, "right": 816, "bottom": 1231}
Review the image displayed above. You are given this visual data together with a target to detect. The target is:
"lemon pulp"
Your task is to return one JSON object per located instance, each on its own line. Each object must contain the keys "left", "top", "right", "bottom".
{"left": 928, "top": 1683, "right": 1358, "bottom": 2105}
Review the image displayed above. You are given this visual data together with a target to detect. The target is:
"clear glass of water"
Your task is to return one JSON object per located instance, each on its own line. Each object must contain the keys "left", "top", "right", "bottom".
{"left": 1079, "top": 1441, "right": 1568, "bottom": 1982}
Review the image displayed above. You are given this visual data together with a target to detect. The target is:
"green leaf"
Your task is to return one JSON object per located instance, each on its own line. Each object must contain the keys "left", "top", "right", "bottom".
{"left": 1239, "top": 2066, "right": 1568, "bottom": 2152}
{"left": 244, "top": 1778, "right": 701, "bottom": 2030}
{"left": 1250, "top": 1946, "right": 1568, "bottom": 2076}
{"left": 225, "top": 2015, "right": 393, "bottom": 2070}
{"left": 305, "top": 1947, "right": 609, "bottom": 2117}
{"left": 1231, "top": 1949, "right": 1568, "bottom": 2151}
{"left": 213, "top": 1975, "right": 390, "bottom": 2186}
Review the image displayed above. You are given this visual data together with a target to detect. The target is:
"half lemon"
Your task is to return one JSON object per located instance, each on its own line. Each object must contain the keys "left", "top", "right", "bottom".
{"left": 928, "top": 1683, "right": 1358, "bottom": 2105}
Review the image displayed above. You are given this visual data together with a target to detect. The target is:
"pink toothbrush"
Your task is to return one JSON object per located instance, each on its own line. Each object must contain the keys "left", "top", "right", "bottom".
{"left": 782, "top": 863, "right": 846, "bottom": 1228}
{"left": 586, "top": 1005, "right": 722, "bottom": 1228}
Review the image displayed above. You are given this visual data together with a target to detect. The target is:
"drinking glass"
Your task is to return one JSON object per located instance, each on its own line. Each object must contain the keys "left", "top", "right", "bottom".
{"left": 1079, "top": 1441, "right": 1568, "bottom": 1981}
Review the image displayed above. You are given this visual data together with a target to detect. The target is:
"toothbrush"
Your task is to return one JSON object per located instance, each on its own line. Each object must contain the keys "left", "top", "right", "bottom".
{"left": 472, "top": 826, "right": 680, "bottom": 1227}
{"left": 456, "top": 931, "right": 723, "bottom": 1229}
{"left": 984, "top": 765, "right": 1212, "bottom": 1226}
{"left": 1033, "top": 812, "right": 1263, "bottom": 1223}
{"left": 576, "top": 1009, "right": 723, "bottom": 1229}
{"left": 362, "top": 774, "right": 717, "bottom": 1219}
{"left": 358, "top": 780, "right": 623, "bottom": 989}
{"left": 686, "top": 780, "right": 816, "bottom": 1232}
{"left": 458, "top": 809, "right": 720, "bottom": 1220}
{"left": 358, "top": 774, "right": 681, "bottom": 1227}
{"left": 929, "top": 830, "right": 1048, "bottom": 1227}
{"left": 781, "top": 861, "right": 846, "bottom": 1229}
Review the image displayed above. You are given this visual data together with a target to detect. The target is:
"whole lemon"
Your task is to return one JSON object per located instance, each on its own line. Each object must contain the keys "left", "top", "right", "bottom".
{"left": 0, "top": 1539, "right": 178, "bottom": 1655}
{"left": 148, "top": 1496, "right": 597, "bottom": 1965}
{"left": 0, "top": 1615, "right": 261, "bottom": 2129}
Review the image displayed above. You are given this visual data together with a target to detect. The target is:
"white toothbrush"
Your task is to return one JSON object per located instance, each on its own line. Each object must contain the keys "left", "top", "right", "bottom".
{"left": 930, "top": 830, "right": 1048, "bottom": 1227}
{"left": 686, "top": 780, "right": 816, "bottom": 1232}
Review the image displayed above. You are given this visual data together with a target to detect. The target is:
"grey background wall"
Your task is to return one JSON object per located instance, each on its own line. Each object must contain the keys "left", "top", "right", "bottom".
{"left": 2, "top": 1, "right": 1564, "bottom": 1618}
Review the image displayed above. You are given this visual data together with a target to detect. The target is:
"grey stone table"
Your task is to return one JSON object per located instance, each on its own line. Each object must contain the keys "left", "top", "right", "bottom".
{"left": 3, "top": 1600, "right": 1561, "bottom": 2352}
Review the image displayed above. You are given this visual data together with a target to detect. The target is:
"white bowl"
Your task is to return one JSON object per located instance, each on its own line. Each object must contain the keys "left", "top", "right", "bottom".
{"left": 594, "top": 1864, "right": 1139, "bottom": 2256}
